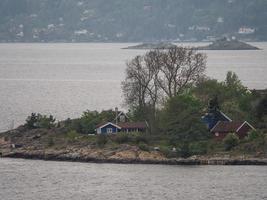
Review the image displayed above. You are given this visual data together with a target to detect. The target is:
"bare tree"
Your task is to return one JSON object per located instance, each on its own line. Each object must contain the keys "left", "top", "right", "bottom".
{"left": 156, "top": 47, "right": 207, "bottom": 98}
{"left": 122, "top": 46, "right": 206, "bottom": 132}
{"left": 122, "top": 54, "right": 159, "bottom": 111}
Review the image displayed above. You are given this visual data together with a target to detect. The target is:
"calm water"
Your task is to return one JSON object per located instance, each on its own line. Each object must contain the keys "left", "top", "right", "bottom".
{"left": 0, "top": 158, "right": 267, "bottom": 200}
{"left": 0, "top": 43, "right": 267, "bottom": 132}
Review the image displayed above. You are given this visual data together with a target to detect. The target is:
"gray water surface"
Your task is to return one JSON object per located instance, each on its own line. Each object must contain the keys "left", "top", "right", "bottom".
{"left": 0, "top": 43, "right": 267, "bottom": 132}
{"left": 0, "top": 158, "right": 267, "bottom": 200}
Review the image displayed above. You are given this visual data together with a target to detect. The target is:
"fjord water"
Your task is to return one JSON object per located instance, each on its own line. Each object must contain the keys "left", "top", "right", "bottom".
{"left": 0, "top": 158, "right": 267, "bottom": 200}
{"left": 0, "top": 43, "right": 267, "bottom": 132}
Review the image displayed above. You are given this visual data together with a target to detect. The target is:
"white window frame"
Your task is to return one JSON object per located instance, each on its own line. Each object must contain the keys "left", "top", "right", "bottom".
{"left": 107, "top": 128, "right": 113, "bottom": 134}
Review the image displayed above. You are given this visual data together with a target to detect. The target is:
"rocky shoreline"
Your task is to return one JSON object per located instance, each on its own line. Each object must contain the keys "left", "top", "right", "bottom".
{"left": 1, "top": 126, "right": 266, "bottom": 166}
{"left": 1, "top": 150, "right": 267, "bottom": 165}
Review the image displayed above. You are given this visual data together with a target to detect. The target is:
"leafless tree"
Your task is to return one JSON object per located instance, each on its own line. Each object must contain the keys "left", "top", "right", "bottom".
{"left": 122, "top": 53, "right": 160, "bottom": 111}
{"left": 122, "top": 46, "right": 206, "bottom": 130}
{"left": 156, "top": 47, "right": 207, "bottom": 98}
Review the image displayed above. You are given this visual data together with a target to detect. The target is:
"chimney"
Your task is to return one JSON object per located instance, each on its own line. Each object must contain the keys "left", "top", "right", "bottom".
{"left": 115, "top": 107, "right": 118, "bottom": 124}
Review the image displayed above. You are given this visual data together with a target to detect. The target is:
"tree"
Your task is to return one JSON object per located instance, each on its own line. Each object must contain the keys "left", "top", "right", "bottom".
{"left": 223, "top": 133, "right": 239, "bottom": 151}
{"left": 208, "top": 95, "right": 220, "bottom": 112}
{"left": 193, "top": 72, "right": 256, "bottom": 121}
{"left": 79, "top": 110, "right": 100, "bottom": 134}
{"left": 122, "top": 53, "right": 160, "bottom": 111}
{"left": 25, "top": 113, "right": 38, "bottom": 129}
{"left": 122, "top": 53, "right": 160, "bottom": 132}
{"left": 224, "top": 71, "right": 248, "bottom": 98}
{"left": 25, "top": 113, "right": 56, "bottom": 129}
{"left": 255, "top": 94, "right": 267, "bottom": 128}
{"left": 122, "top": 47, "right": 207, "bottom": 132}
{"left": 156, "top": 47, "right": 207, "bottom": 98}
{"left": 160, "top": 94, "right": 209, "bottom": 143}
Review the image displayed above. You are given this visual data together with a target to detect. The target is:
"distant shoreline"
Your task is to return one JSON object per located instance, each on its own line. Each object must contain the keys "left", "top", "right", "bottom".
{"left": 0, "top": 41, "right": 267, "bottom": 44}
{"left": 2, "top": 151, "right": 267, "bottom": 166}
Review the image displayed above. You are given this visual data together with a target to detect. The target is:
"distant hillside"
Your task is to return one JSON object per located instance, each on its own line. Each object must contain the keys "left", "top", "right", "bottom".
{"left": 0, "top": 0, "right": 267, "bottom": 42}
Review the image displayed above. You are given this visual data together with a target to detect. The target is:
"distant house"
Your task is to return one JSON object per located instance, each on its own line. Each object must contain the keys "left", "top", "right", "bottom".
{"left": 202, "top": 109, "right": 255, "bottom": 140}
{"left": 95, "top": 109, "right": 147, "bottom": 134}
{"left": 95, "top": 121, "right": 147, "bottom": 134}
{"left": 238, "top": 27, "right": 255, "bottom": 34}
{"left": 210, "top": 121, "right": 255, "bottom": 140}
{"left": 95, "top": 122, "right": 121, "bottom": 134}
{"left": 202, "top": 110, "right": 232, "bottom": 130}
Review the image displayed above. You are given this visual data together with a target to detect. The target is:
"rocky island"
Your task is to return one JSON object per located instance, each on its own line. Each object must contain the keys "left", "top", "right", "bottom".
{"left": 197, "top": 38, "right": 260, "bottom": 50}
{"left": 1, "top": 124, "right": 266, "bottom": 165}
{"left": 123, "top": 42, "right": 177, "bottom": 50}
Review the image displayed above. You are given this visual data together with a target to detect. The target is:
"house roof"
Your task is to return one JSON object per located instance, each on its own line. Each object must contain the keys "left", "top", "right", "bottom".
{"left": 96, "top": 121, "right": 147, "bottom": 130}
{"left": 96, "top": 122, "right": 121, "bottom": 130}
{"left": 117, "top": 122, "right": 147, "bottom": 129}
{"left": 218, "top": 111, "right": 232, "bottom": 122}
{"left": 211, "top": 121, "right": 243, "bottom": 133}
{"left": 211, "top": 121, "right": 254, "bottom": 133}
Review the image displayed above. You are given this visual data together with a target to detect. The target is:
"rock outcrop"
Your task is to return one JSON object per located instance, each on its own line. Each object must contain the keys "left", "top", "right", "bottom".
{"left": 197, "top": 38, "right": 260, "bottom": 50}
{"left": 123, "top": 42, "right": 176, "bottom": 49}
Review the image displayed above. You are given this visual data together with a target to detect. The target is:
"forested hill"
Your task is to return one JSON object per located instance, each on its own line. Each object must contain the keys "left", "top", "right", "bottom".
{"left": 1, "top": 0, "right": 267, "bottom": 42}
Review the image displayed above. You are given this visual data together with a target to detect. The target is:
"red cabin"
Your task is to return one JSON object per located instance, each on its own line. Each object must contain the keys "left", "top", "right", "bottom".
{"left": 210, "top": 121, "right": 255, "bottom": 140}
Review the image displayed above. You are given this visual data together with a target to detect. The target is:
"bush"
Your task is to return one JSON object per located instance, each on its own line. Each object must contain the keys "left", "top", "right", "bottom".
{"left": 247, "top": 130, "right": 263, "bottom": 141}
{"left": 25, "top": 113, "right": 56, "bottom": 129}
{"left": 114, "top": 133, "right": 131, "bottom": 144}
{"left": 66, "top": 130, "right": 80, "bottom": 142}
{"left": 68, "top": 119, "right": 83, "bottom": 133}
{"left": 189, "top": 141, "right": 208, "bottom": 155}
{"left": 134, "top": 134, "right": 149, "bottom": 144}
{"left": 96, "top": 134, "right": 108, "bottom": 147}
{"left": 25, "top": 113, "right": 38, "bottom": 128}
{"left": 178, "top": 143, "right": 191, "bottom": 158}
{"left": 138, "top": 142, "right": 150, "bottom": 151}
{"left": 223, "top": 133, "right": 239, "bottom": 151}
{"left": 160, "top": 146, "right": 177, "bottom": 158}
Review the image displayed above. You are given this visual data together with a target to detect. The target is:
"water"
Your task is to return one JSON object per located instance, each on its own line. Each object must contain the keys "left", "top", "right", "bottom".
{"left": 0, "top": 43, "right": 267, "bottom": 132}
{"left": 0, "top": 158, "right": 266, "bottom": 200}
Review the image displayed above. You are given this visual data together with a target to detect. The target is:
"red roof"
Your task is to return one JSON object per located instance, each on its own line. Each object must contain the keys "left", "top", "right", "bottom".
{"left": 211, "top": 121, "right": 244, "bottom": 133}
{"left": 118, "top": 122, "right": 147, "bottom": 129}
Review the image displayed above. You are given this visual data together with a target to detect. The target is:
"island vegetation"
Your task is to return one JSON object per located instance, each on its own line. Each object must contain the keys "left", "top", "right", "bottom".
{"left": 123, "top": 42, "right": 176, "bottom": 50}
{"left": 196, "top": 38, "right": 260, "bottom": 50}
{"left": 0, "top": 47, "right": 266, "bottom": 165}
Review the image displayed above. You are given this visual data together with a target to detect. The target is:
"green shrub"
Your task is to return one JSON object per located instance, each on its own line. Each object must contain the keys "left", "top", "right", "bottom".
{"left": 138, "top": 142, "right": 150, "bottom": 151}
{"left": 66, "top": 130, "right": 79, "bottom": 141}
{"left": 189, "top": 141, "right": 208, "bottom": 155}
{"left": 114, "top": 133, "right": 131, "bottom": 144}
{"left": 68, "top": 119, "right": 83, "bottom": 133}
{"left": 247, "top": 130, "right": 263, "bottom": 141}
{"left": 223, "top": 133, "right": 240, "bottom": 151}
{"left": 25, "top": 113, "right": 56, "bottom": 129}
{"left": 134, "top": 134, "right": 149, "bottom": 144}
{"left": 160, "top": 146, "right": 177, "bottom": 158}
{"left": 96, "top": 134, "right": 108, "bottom": 147}
{"left": 177, "top": 143, "right": 191, "bottom": 158}
{"left": 25, "top": 113, "right": 38, "bottom": 128}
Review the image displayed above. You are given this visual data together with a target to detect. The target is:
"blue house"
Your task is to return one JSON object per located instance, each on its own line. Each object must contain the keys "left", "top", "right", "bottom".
{"left": 95, "top": 109, "right": 147, "bottom": 134}
{"left": 95, "top": 122, "right": 147, "bottom": 134}
{"left": 202, "top": 110, "right": 232, "bottom": 130}
{"left": 96, "top": 122, "right": 121, "bottom": 134}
